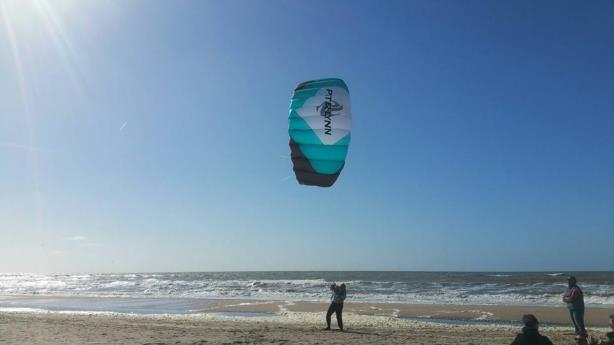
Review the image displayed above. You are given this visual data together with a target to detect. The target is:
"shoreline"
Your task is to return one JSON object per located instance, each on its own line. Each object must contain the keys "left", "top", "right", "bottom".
{"left": 1, "top": 309, "right": 611, "bottom": 345}
{"left": 1, "top": 295, "right": 612, "bottom": 327}
{"left": 201, "top": 299, "right": 614, "bottom": 327}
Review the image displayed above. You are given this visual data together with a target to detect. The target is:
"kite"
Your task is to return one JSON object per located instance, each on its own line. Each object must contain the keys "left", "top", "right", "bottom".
{"left": 288, "top": 78, "right": 351, "bottom": 187}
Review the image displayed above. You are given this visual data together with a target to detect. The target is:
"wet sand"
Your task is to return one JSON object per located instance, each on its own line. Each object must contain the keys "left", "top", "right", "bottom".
{"left": 201, "top": 299, "right": 614, "bottom": 326}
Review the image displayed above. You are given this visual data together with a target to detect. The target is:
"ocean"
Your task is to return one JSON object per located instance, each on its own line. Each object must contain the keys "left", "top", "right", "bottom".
{"left": 1, "top": 271, "right": 613, "bottom": 313}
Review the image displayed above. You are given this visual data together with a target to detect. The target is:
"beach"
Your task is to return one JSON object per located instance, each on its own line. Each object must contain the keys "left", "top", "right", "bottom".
{"left": 200, "top": 299, "right": 614, "bottom": 326}
{"left": 1, "top": 272, "right": 613, "bottom": 343}
{"left": 1, "top": 299, "right": 613, "bottom": 344}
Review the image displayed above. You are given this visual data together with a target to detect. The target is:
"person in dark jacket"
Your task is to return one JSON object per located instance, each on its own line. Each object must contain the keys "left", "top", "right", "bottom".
{"left": 325, "top": 283, "right": 346, "bottom": 331}
{"left": 564, "top": 275, "right": 587, "bottom": 335}
{"left": 510, "top": 314, "right": 554, "bottom": 345}
{"left": 588, "top": 315, "right": 614, "bottom": 345}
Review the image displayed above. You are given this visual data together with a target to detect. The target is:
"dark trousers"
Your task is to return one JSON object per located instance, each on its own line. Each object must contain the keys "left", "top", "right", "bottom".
{"left": 569, "top": 308, "right": 587, "bottom": 334}
{"left": 326, "top": 302, "right": 343, "bottom": 330}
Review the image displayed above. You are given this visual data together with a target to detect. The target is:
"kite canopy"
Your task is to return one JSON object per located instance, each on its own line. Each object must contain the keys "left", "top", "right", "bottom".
{"left": 288, "top": 78, "right": 351, "bottom": 187}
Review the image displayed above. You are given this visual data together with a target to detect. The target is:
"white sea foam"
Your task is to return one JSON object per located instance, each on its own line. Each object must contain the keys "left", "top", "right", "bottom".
{"left": 0, "top": 307, "right": 50, "bottom": 313}
{"left": 1, "top": 272, "right": 612, "bottom": 307}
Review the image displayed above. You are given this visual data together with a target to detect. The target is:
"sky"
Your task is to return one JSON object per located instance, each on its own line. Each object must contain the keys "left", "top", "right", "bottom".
{"left": 0, "top": 0, "right": 612, "bottom": 273}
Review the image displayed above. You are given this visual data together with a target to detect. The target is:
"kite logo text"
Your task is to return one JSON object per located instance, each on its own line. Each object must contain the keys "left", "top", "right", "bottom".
{"left": 317, "top": 89, "right": 343, "bottom": 135}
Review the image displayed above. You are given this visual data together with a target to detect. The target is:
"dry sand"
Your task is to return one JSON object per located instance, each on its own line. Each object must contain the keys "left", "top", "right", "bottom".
{"left": 1, "top": 305, "right": 612, "bottom": 345}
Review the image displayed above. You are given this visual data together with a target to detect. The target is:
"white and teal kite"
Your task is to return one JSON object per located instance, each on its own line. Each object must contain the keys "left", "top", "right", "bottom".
{"left": 288, "top": 78, "right": 351, "bottom": 187}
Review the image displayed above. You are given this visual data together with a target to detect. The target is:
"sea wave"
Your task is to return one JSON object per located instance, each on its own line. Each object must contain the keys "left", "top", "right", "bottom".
{"left": 1, "top": 272, "right": 612, "bottom": 307}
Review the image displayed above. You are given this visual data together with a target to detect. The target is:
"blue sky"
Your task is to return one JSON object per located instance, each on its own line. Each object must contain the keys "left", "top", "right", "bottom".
{"left": 1, "top": 0, "right": 612, "bottom": 272}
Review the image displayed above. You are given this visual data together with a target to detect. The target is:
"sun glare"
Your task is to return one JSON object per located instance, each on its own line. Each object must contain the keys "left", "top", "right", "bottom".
{"left": 0, "top": 0, "right": 86, "bottom": 234}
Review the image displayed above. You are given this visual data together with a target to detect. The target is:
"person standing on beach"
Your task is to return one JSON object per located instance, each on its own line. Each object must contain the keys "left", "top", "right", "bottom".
{"left": 510, "top": 314, "right": 554, "bottom": 345}
{"left": 325, "top": 283, "right": 346, "bottom": 331}
{"left": 563, "top": 275, "right": 587, "bottom": 335}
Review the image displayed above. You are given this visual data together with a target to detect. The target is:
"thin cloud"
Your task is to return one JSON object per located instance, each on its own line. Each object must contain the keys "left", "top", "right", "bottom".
{"left": 119, "top": 120, "right": 128, "bottom": 132}
{"left": 0, "top": 141, "right": 51, "bottom": 152}
{"left": 67, "top": 235, "right": 86, "bottom": 241}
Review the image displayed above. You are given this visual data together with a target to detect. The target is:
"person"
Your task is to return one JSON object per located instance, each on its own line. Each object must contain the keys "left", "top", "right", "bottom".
{"left": 325, "top": 283, "right": 346, "bottom": 331}
{"left": 564, "top": 275, "right": 587, "bottom": 335}
{"left": 588, "top": 315, "right": 614, "bottom": 345}
{"left": 510, "top": 314, "right": 554, "bottom": 345}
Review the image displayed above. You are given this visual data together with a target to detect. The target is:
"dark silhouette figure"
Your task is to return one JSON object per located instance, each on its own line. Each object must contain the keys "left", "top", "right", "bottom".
{"left": 510, "top": 314, "right": 554, "bottom": 345}
{"left": 325, "top": 283, "right": 346, "bottom": 331}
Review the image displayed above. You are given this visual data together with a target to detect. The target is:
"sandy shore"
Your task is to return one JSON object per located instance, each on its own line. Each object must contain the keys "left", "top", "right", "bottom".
{"left": 3, "top": 295, "right": 612, "bottom": 326}
{"left": 1, "top": 308, "right": 611, "bottom": 345}
{"left": 200, "top": 300, "right": 614, "bottom": 326}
